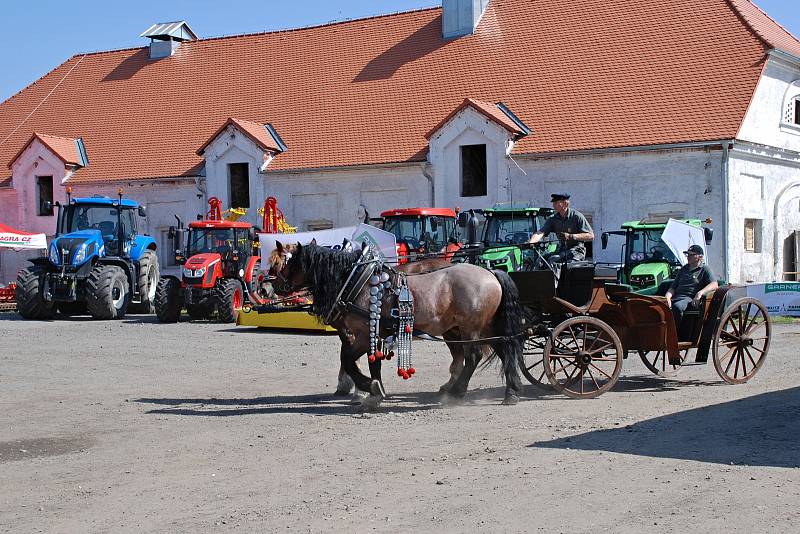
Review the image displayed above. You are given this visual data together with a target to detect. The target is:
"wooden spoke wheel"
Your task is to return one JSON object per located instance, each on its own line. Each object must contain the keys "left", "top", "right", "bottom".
{"left": 521, "top": 336, "right": 552, "bottom": 390}
{"left": 713, "top": 297, "right": 771, "bottom": 384}
{"left": 544, "top": 316, "right": 623, "bottom": 399}
{"left": 638, "top": 348, "right": 691, "bottom": 378}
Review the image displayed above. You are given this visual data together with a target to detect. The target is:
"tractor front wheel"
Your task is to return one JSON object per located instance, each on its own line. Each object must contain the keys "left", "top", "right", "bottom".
{"left": 154, "top": 277, "right": 182, "bottom": 323}
{"left": 129, "top": 250, "right": 160, "bottom": 314}
{"left": 86, "top": 264, "right": 130, "bottom": 320}
{"left": 16, "top": 265, "right": 54, "bottom": 320}
{"left": 215, "top": 279, "right": 243, "bottom": 323}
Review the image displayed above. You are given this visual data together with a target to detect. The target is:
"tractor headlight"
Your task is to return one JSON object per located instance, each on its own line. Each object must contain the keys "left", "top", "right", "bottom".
{"left": 49, "top": 242, "right": 60, "bottom": 264}
{"left": 73, "top": 244, "right": 88, "bottom": 264}
{"left": 183, "top": 266, "right": 206, "bottom": 278}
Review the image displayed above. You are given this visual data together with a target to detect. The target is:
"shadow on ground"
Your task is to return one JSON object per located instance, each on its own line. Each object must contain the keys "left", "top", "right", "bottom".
{"left": 136, "top": 391, "right": 445, "bottom": 417}
{"left": 531, "top": 386, "right": 800, "bottom": 467}
{"left": 135, "top": 383, "right": 553, "bottom": 417}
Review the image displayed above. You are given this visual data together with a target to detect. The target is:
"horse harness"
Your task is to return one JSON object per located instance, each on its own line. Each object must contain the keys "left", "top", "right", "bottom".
{"left": 325, "top": 248, "right": 416, "bottom": 378}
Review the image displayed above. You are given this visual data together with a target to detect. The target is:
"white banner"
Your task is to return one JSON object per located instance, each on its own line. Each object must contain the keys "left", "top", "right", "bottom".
{"left": 745, "top": 283, "right": 800, "bottom": 316}
{"left": 0, "top": 231, "right": 47, "bottom": 250}
{"left": 259, "top": 224, "right": 397, "bottom": 271}
{"left": 661, "top": 219, "right": 706, "bottom": 266}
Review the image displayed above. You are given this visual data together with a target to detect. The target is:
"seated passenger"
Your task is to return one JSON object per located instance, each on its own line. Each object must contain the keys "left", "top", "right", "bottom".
{"left": 664, "top": 244, "right": 718, "bottom": 330}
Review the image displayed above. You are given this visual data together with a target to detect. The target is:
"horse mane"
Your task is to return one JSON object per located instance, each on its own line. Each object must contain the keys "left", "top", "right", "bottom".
{"left": 294, "top": 244, "right": 362, "bottom": 319}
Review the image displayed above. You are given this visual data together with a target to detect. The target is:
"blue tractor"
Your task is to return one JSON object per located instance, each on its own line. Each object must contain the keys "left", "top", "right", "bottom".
{"left": 15, "top": 191, "right": 159, "bottom": 320}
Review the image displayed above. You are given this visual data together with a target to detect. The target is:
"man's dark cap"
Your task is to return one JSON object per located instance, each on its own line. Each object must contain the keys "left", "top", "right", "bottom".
{"left": 684, "top": 244, "right": 704, "bottom": 255}
{"left": 550, "top": 193, "right": 570, "bottom": 202}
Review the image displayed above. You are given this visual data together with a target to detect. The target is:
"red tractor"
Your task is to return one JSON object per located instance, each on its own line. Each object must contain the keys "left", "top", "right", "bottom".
{"left": 154, "top": 197, "right": 271, "bottom": 323}
{"left": 379, "top": 207, "right": 461, "bottom": 263}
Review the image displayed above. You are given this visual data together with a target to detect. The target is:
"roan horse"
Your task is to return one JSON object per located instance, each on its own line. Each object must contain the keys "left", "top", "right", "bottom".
{"left": 270, "top": 242, "right": 525, "bottom": 409}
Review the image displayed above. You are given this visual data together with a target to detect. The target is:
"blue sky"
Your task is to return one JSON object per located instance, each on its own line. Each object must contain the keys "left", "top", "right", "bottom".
{"left": 1, "top": 0, "right": 798, "bottom": 103}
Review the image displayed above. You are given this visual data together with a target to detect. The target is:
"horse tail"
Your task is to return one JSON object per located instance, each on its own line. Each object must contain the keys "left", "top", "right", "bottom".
{"left": 490, "top": 270, "right": 524, "bottom": 390}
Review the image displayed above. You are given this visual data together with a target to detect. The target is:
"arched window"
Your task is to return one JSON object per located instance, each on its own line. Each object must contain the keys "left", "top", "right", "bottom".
{"left": 781, "top": 81, "right": 800, "bottom": 128}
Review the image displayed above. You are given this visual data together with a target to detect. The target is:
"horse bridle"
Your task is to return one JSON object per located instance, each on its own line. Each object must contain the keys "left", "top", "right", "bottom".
{"left": 271, "top": 252, "right": 307, "bottom": 294}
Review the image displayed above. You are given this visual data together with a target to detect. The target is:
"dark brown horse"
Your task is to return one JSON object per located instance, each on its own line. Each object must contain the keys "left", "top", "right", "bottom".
{"left": 270, "top": 242, "right": 524, "bottom": 409}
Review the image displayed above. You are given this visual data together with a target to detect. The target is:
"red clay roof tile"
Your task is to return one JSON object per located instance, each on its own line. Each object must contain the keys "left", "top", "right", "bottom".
{"left": 8, "top": 133, "right": 85, "bottom": 168}
{"left": 425, "top": 98, "right": 527, "bottom": 139}
{"left": 0, "top": 0, "right": 798, "bottom": 184}
{"left": 197, "top": 118, "right": 283, "bottom": 155}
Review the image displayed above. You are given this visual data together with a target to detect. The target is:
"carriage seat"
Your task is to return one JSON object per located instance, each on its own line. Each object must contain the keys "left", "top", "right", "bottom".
{"left": 604, "top": 283, "right": 633, "bottom": 303}
{"left": 556, "top": 262, "right": 595, "bottom": 308}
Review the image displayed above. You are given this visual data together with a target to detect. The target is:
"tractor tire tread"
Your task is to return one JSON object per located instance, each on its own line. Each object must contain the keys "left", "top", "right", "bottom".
{"left": 86, "top": 264, "right": 130, "bottom": 320}
{"left": 154, "top": 277, "right": 182, "bottom": 323}
{"left": 129, "top": 250, "right": 159, "bottom": 314}
{"left": 15, "top": 265, "right": 54, "bottom": 320}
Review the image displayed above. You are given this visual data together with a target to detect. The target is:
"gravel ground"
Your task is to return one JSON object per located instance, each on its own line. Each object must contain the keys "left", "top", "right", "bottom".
{"left": 0, "top": 312, "right": 798, "bottom": 533}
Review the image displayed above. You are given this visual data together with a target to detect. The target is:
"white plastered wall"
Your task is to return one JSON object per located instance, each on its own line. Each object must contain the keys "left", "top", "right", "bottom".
{"left": 64, "top": 180, "right": 199, "bottom": 271}
{"left": 731, "top": 54, "right": 800, "bottom": 282}
{"left": 509, "top": 148, "right": 725, "bottom": 275}
{"left": 264, "top": 165, "right": 431, "bottom": 231}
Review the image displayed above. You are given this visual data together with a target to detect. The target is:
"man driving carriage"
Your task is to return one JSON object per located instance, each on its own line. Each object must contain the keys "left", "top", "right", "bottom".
{"left": 664, "top": 244, "right": 718, "bottom": 331}
{"left": 528, "top": 193, "right": 594, "bottom": 262}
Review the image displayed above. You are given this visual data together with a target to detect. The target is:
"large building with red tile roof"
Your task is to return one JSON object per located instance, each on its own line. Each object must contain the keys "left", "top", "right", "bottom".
{"left": 2, "top": 0, "right": 800, "bottom": 284}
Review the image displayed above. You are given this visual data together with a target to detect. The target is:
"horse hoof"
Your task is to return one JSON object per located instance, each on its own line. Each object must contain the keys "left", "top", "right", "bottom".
{"left": 370, "top": 380, "right": 387, "bottom": 399}
{"left": 502, "top": 395, "right": 519, "bottom": 406}
{"left": 438, "top": 384, "right": 451, "bottom": 394}
{"left": 333, "top": 388, "right": 352, "bottom": 397}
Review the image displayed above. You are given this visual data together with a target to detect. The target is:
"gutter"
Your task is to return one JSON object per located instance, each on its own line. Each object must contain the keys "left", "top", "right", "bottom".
{"left": 421, "top": 161, "right": 435, "bottom": 206}
{"left": 512, "top": 140, "right": 733, "bottom": 160}
{"left": 768, "top": 49, "right": 800, "bottom": 69}
{"left": 721, "top": 141, "right": 733, "bottom": 283}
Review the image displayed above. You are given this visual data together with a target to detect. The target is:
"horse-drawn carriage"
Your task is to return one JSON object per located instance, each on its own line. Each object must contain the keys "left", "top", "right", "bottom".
{"left": 511, "top": 262, "right": 771, "bottom": 399}
{"left": 267, "top": 239, "right": 771, "bottom": 408}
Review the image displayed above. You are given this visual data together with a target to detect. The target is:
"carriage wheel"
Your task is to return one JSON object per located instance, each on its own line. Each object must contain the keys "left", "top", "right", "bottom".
{"left": 638, "top": 348, "right": 690, "bottom": 378}
{"left": 521, "top": 336, "right": 552, "bottom": 390}
{"left": 544, "top": 317, "right": 623, "bottom": 399}
{"left": 713, "top": 297, "right": 771, "bottom": 384}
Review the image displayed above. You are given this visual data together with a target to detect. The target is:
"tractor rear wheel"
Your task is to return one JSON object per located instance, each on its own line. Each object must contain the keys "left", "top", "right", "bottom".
{"left": 154, "top": 277, "right": 182, "bottom": 323}
{"left": 129, "top": 250, "right": 159, "bottom": 314}
{"left": 86, "top": 264, "right": 130, "bottom": 320}
{"left": 16, "top": 265, "right": 54, "bottom": 320}
{"left": 215, "top": 278, "right": 243, "bottom": 323}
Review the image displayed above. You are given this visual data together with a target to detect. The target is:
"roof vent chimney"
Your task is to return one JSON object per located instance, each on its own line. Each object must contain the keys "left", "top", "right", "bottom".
{"left": 442, "top": 0, "right": 490, "bottom": 39}
{"left": 141, "top": 21, "right": 198, "bottom": 59}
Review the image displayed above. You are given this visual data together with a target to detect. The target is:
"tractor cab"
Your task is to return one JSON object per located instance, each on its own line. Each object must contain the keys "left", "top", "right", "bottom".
{"left": 181, "top": 220, "right": 255, "bottom": 286}
{"left": 477, "top": 204, "right": 553, "bottom": 272}
{"left": 379, "top": 208, "right": 459, "bottom": 262}
{"left": 602, "top": 217, "right": 713, "bottom": 293}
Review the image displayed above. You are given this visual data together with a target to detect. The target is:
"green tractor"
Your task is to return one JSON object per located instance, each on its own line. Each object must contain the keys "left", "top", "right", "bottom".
{"left": 601, "top": 217, "right": 713, "bottom": 294}
{"left": 475, "top": 204, "right": 554, "bottom": 272}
